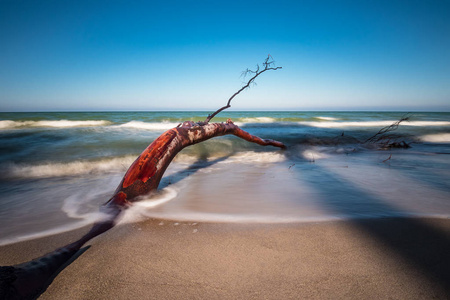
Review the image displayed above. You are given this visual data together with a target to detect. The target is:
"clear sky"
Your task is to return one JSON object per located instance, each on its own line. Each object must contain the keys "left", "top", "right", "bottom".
{"left": 0, "top": 0, "right": 449, "bottom": 111}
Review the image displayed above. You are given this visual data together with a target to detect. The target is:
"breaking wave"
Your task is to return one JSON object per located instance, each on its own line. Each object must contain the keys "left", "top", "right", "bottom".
{"left": 2, "top": 156, "right": 136, "bottom": 179}
{"left": 0, "top": 120, "right": 111, "bottom": 129}
{"left": 238, "top": 117, "right": 276, "bottom": 123}
{"left": 419, "top": 133, "right": 450, "bottom": 143}
{"left": 1, "top": 150, "right": 288, "bottom": 180}
{"left": 299, "top": 120, "right": 450, "bottom": 128}
{"left": 117, "top": 121, "right": 180, "bottom": 130}
{"left": 3, "top": 118, "right": 447, "bottom": 132}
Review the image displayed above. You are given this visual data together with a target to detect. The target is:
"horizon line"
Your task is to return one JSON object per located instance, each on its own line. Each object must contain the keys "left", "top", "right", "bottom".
{"left": 1, "top": 108, "right": 449, "bottom": 113}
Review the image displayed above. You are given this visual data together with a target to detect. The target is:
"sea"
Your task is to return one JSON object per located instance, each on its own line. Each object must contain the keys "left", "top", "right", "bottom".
{"left": 0, "top": 111, "right": 449, "bottom": 245}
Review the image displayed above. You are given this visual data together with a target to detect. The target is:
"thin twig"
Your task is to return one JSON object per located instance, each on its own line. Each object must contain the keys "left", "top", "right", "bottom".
{"left": 382, "top": 154, "right": 392, "bottom": 163}
{"left": 204, "top": 55, "right": 282, "bottom": 123}
{"left": 364, "top": 113, "right": 411, "bottom": 144}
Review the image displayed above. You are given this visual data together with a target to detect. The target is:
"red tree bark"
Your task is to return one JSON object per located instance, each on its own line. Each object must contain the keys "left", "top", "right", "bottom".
{"left": 0, "top": 120, "right": 285, "bottom": 300}
{"left": 0, "top": 57, "right": 284, "bottom": 299}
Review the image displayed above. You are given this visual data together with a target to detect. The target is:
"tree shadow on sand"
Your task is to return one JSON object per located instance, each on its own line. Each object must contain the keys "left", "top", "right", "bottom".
{"left": 288, "top": 159, "right": 450, "bottom": 294}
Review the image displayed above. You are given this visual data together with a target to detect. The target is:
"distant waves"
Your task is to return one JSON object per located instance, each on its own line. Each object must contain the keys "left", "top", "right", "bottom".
{"left": 297, "top": 120, "right": 450, "bottom": 128}
{"left": 1, "top": 118, "right": 449, "bottom": 131}
{"left": 0, "top": 119, "right": 111, "bottom": 129}
{"left": 117, "top": 120, "right": 180, "bottom": 130}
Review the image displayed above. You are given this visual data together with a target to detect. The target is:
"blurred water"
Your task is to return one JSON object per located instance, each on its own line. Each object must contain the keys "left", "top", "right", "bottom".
{"left": 0, "top": 111, "right": 449, "bottom": 245}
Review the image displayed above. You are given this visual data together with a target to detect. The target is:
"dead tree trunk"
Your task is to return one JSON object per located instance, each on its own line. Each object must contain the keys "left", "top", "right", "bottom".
{"left": 0, "top": 56, "right": 284, "bottom": 300}
{"left": 111, "top": 120, "right": 285, "bottom": 204}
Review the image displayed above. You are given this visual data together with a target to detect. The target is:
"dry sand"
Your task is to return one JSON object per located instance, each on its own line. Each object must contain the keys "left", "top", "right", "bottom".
{"left": 1, "top": 217, "right": 449, "bottom": 299}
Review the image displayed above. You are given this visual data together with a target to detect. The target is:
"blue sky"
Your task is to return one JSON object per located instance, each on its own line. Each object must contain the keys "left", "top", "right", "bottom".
{"left": 0, "top": 0, "right": 449, "bottom": 111}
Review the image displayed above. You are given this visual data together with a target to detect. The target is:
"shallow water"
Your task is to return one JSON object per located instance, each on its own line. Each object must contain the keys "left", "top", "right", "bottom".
{"left": 0, "top": 111, "right": 449, "bottom": 245}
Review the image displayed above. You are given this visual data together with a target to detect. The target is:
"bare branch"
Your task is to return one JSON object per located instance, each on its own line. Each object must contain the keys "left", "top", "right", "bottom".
{"left": 204, "top": 55, "right": 282, "bottom": 123}
{"left": 383, "top": 154, "right": 392, "bottom": 163}
{"left": 364, "top": 113, "right": 412, "bottom": 144}
{"left": 1, "top": 117, "right": 286, "bottom": 300}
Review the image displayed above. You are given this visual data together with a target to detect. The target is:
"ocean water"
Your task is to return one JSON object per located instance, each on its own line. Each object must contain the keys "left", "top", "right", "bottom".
{"left": 0, "top": 111, "right": 449, "bottom": 245}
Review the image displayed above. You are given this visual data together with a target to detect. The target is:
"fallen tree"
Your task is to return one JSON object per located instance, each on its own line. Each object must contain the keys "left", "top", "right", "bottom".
{"left": 0, "top": 56, "right": 285, "bottom": 299}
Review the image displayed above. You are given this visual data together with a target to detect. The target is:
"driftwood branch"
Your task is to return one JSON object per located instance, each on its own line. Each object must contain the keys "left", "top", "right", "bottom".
{"left": 0, "top": 56, "right": 286, "bottom": 299}
{"left": 204, "top": 55, "right": 282, "bottom": 123}
{"left": 0, "top": 77, "right": 286, "bottom": 298}
{"left": 362, "top": 113, "right": 412, "bottom": 149}
{"left": 364, "top": 114, "right": 411, "bottom": 144}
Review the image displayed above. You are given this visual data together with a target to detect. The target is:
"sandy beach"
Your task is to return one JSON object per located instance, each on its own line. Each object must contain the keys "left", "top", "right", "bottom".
{"left": 1, "top": 217, "right": 449, "bottom": 299}
{"left": 2, "top": 0, "right": 450, "bottom": 296}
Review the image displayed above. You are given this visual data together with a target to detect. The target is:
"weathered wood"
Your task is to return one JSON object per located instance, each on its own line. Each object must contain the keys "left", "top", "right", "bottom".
{"left": 0, "top": 119, "right": 285, "bottom": 299}
{"left": 1, "top": 56, "right": 284, "bottom": 299}
{"left": 109, "top": 119, "right": 285, "bottom": 206}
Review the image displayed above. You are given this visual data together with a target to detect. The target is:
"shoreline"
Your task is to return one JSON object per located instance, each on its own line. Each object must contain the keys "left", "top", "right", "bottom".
{"left": 1, "top": 216, "right": 449, "bottom": 299}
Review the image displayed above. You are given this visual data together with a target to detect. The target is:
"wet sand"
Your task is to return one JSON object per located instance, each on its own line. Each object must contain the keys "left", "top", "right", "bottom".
{"left": 1, "top": 217, "right": 449, "bottom": 299}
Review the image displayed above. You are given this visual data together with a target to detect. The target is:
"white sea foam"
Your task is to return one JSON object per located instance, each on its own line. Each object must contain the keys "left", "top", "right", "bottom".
{"left": 2, "top": 151, "right": 284, "bottom": 180}
{"left": 239, "top": 117, "right": 276, "bottom": 123}
{"left": 299, "top": 120, "right": 450, "bottom": 128}
{"left": 0, "top": 219, "right": 98, "bottom": 246}
{"left": 301, "top": 150, "right": 329, "bottom": 160}
{"left": 119, "top": 187, "right": 179, "bottom": 224}
{"left": 402, "top": 121, "right": 450, "bottom": 126}
{"left": 118, "top": 121, "right": 180, "bottom": 130}
{"left": 219, "top": 151, "right": 286, "bottom": 164}
{"left": 0, "top": 120, "right": 18, "bottom": 129}
{"left": 419, "top": 133, "right": 450, "bottom": 143}
{"left": 138, "top": 211, "right": 450, "bottom": 224}
{"left": 0, "top": 119, "right": 111, "bottom": 129}
{"left": 0, "top": 203, "right": 108, "bottom": 246}
{"left": 135, "top": 211, "right": 350, "bottom": 224}
{"left": 61, "top": 193, "right": 111, "bottom": 221}
{"left": 4, "top": 156, "right": 136, "bottom": 179}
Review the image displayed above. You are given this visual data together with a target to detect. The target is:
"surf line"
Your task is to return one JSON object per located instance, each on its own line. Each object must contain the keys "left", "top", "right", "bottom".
{"left": 0, "top": 119, "right": 286, "bottom": 299}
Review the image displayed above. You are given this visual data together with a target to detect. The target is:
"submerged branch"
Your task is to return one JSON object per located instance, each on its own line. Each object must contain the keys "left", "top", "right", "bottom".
{"left": 363, "top": 113, "right": 413, "bottom": 149}
{"left": 364, "top": 114, "right": 411, "bottom": 144}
